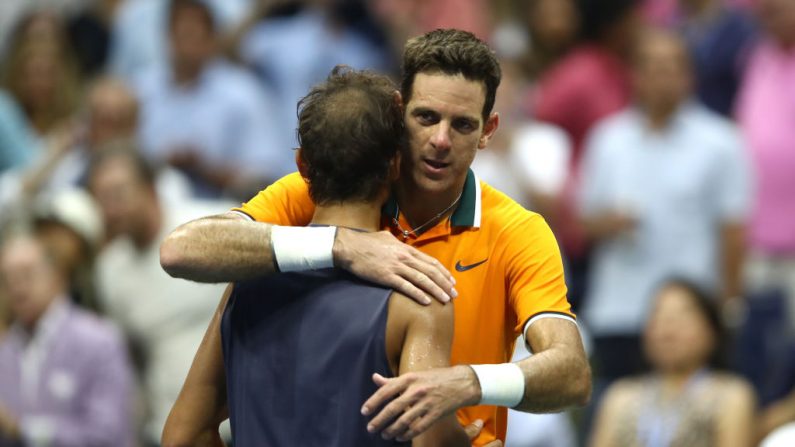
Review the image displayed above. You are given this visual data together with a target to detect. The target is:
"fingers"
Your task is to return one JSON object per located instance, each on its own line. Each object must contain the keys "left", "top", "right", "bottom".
{"left": 401, "top": 252, "right": 457, "bottom": 303}
{"left": 383, "top": 273, "right": 433, "bottom": 305}
{"left": 380, "top": 401, "right": 432, "bottom": 441}
{"left": 361, "top": 374, "right": 406, "bottom": 417}
{"left": 365, "top": 384, "right": 422, "bottom": 434}
{"left": 463, "top": 419, "right": 484, "bottom": 440}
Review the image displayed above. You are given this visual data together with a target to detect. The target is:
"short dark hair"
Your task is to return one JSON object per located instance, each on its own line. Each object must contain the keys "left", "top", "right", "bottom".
{"left": 168, "top": 0, "right": 216, "bottom": 32}
{"left": 297, "top": 66, "right": 403, "bottom": 205}
{"left": 578, "top": 0, "right": 639, "bottom": 41}
{"left": 401, "top": 29, "right": 501, "bottom": 121}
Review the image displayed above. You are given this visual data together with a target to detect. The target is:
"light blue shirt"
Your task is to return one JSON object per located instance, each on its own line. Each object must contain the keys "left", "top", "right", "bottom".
{"left": 133, "top": 59, "right": 288, "bottom": 196}
{"left": 579, "top": 102, "right": 752, "bottom": 336}
{"left": 0, "top": 89, "right": 38, "bottom": 172}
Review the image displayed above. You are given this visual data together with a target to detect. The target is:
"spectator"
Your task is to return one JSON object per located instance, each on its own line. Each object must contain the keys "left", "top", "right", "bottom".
{"left": 677, "top": 0, "right": 757, "bottom": 116}
{"left": 32, "top": 188, "right": 103, "bottom": 311}
{"left": 531, "top": 0, "right": 642, "bottom": 308}
{"left": 0, "top": 232, "right": 135, "bottom": 447}
{"left": 0, "top": 12, "right": 81, "bottom": 140}
{"left": 736, "top": 0, "right": 795, "bottom": 334}
{"left": 134, "top": 0, "right": 282, "bottom": 199}
{"left": 737, "top": 0, "right": 795, "bottom": 439}
{"left": 87, "top": 146, "right": 227, "bottom": 445}
{"left": 234, "top": 0, "right": 391, "bottom": 168}
{"left": 522, "top": 0, "right": 582, "bottom": 79}
{"left": 579, "top": 29, "right": 751, "bottom": 382}
{"left": 590, "top": 279, "right": 756, "bottom": 447}
{"left": 109, "top": 0, "right": 251, "bottom": 80}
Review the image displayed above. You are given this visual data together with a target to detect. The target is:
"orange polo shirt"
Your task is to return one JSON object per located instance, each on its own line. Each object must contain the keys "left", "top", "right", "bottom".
{"left": 232, "top": 170, "right": 575, "bottom": 445}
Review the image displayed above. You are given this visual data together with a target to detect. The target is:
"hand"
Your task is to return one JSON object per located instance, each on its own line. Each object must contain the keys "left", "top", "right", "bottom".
{"left": 333, "top": 229, "right": 457, "bottom": 305}
{"left": 464, "top": 420, "right": 503, "bottom": 447}
{"left": 362, "top": 365, "right": 481, "bottom": 441}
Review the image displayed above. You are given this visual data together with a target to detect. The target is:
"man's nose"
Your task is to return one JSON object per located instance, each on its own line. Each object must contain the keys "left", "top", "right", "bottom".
{"left": 429, "top": 122, "right": 452, "bottom": 151}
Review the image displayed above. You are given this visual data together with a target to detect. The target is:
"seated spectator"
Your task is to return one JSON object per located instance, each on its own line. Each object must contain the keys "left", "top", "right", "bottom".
{"left": 0, "top": 232, "right": 134, "bottom": 447}
{"left": 87, "top": 145, "right": 227, "bottom": 445}
{"left": 133, "top": 0, "right": 283, "bottom": 199}
{"left": 677, "top": 0, "right": 757, "bottom": 116}
{"left": 0, "top": 11, "right": 81, "bottom": 140}
{"left": 590, "top": 279, "right": 756, "bottom": 447}
{"left": 579, "top": 29, "right": 751, "bottom": 381}
{"left": 32, "top": 188, "right": 103, "bottom": 310}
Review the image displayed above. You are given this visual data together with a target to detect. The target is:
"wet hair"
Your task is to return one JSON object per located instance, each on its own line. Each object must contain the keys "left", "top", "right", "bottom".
{"left": 168, "top": 0, "right": 216, "bottom": 32}
{"left": 401, "top": 29, "right": 501, "bottom": 121}
{"left": 655, "top": 277, "right": 728, "bottom": 370}
{"left": 296, "top": 66, "right": 403, "bottom": 205}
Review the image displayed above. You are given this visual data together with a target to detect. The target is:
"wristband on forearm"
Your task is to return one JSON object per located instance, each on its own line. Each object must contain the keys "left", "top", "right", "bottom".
{"left": 469, "top": 363, "right": 525, "bottom": 407}
{"left": 270, "top": 225, "right": 337, "bottom": 272}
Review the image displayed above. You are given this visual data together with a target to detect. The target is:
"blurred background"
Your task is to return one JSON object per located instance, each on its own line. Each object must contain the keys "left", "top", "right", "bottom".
{"left": 0, "top": 0, "right": 793, "bottom": 446}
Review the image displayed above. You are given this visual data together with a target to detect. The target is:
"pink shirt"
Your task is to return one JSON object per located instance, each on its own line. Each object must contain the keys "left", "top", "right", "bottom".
{"left": 737, "top": 40, "right": 795, "bottom": 252}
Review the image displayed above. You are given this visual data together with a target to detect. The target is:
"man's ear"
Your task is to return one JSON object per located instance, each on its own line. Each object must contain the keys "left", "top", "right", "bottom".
{"left": 478, "top": 112, "right": 500, "bottom": 149}
{"left": 295, "top": 148, "right": 309, "bottom": 180}
{"left": 394, "top": 90, "right": 404, "bottom": 114}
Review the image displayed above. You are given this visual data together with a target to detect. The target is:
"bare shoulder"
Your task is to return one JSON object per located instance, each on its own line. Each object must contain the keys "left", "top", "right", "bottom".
{"left": 388, "top": 291, "right": 454, "bottom": 327}
{"left": 711, "top": 372, "right": 756, "bottom": 406}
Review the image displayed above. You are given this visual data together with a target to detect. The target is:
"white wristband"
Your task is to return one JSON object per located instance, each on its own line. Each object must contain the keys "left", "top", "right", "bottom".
{"left": 270, "top": 225, "right": 336, "bottom": 272}
{"left": 470, "top": 363, "right": 525, "bottom": 408}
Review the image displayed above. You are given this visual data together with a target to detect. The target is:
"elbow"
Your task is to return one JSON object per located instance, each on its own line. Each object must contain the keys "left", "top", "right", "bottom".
{"left": 571, "top": 361, "right": 593, "bottom": 407}
{"left": 159, "top": 229, "right": 192, "bottom": 279}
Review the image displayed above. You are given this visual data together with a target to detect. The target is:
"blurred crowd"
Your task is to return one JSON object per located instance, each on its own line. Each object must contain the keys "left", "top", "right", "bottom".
{"left": 0, "top": 0, "right": 793, "bottom": 446}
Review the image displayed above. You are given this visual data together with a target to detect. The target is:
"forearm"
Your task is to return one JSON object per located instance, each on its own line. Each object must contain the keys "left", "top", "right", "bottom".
{"left": 160, "top": 214, "right": 276, "bottom": 282}
{"left": 513, "top": 344, "right": 591, "bottom": 412}
{"left": 721, "top": 222, "right": 746, "bottom": 298}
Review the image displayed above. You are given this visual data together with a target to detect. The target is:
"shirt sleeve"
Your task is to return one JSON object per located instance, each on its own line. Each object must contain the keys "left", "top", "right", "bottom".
{"left": 715, "top": 128, "right": 753, "bottom": 221}
{"left": 232, "top": 172, "right": 316, "bottom": 225}
{"left": 503, "top": 212, "right": 575, "bottom": 336}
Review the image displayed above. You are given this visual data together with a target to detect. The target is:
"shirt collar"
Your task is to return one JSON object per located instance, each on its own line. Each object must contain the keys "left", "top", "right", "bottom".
{"left": 382, "top": 168, "right": 482, "bottom": 229}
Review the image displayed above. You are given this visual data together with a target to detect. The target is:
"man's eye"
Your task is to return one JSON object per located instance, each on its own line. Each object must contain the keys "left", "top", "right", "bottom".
{"left": 455, "top": 120, "right": 475, "bottom": 132}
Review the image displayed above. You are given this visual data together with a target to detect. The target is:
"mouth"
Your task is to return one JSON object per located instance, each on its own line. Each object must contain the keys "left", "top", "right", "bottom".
{"left": 422, "top": 158, "right": 450, "bottom": 175}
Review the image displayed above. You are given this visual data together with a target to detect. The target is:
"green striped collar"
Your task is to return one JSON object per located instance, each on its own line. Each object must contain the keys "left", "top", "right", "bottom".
{"left": 383, "top": 168, "right": 481, "bottom": 228}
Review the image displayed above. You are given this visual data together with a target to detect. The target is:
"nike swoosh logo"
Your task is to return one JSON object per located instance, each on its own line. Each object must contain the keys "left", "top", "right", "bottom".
{"left": 455, "top": 258, "right": 488, "bottom": 272}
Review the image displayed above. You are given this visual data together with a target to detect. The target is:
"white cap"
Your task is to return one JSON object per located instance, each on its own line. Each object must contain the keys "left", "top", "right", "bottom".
{"left": 33, "top": 188, "right": 103, "bottom": 248}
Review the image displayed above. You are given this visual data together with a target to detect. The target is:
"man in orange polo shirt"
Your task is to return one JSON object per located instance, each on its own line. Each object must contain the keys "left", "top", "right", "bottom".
{"left": 160, "top": 29, "right": 590, "bottom": 445}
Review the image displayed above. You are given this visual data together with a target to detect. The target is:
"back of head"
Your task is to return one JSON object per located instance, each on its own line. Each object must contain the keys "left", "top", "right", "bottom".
{"left": 578, "top": 0, "right": 641, "bottom": 44}
{"left": 297, "top": 66, "right": 403, "bottom": 205}
{"left": 401, "top": 29, "right": 501, "bottom": 121}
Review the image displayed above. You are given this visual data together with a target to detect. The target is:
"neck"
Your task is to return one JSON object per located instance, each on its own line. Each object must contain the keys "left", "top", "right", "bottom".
{"left": 644, "top": 103, "right": 679, "bottom": 131}
{"left": 659, "top": 365, "right": 703, "bottom": 395}
{"left": 395, "top": 179, "right": 465, "bottom": 229}
{"left": 311, "top": 201, "right": 382, "bottom": 232}
{"left": 133, "top": 200, "right": 163, "bottom": 250}
{"left": 173, "top": 63, "right": 202, "bottom": 85}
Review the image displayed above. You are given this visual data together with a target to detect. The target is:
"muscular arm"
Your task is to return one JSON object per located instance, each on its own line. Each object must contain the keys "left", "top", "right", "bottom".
{"left": 715, "top": 379, "right": 756, "bottom": 447}
{"left": 383, "top": 296, "right": 469, "bottom": 447}
{"left": 161, "top": 285, "right": 231, "bottom": 447}
{"left": 160, "top": 213, "right": 277, "bottom": 283}
{"left": 513, "top": 318, "right": 591, "bottom": 412}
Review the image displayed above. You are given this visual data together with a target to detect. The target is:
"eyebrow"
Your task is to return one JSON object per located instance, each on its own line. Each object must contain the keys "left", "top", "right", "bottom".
{"left": 410, "top": 106, "right": 480, "bottom": 124}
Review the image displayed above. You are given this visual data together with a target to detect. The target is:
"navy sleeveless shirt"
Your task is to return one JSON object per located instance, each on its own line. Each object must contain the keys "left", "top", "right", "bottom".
{"left": 221, "top": 268, "right": 409, "bottom": 447}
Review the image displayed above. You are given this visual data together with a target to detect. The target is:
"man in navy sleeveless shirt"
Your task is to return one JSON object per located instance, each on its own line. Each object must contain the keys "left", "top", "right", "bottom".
{"left": 164, "top": 67, "right": 470, "bottom": 447}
